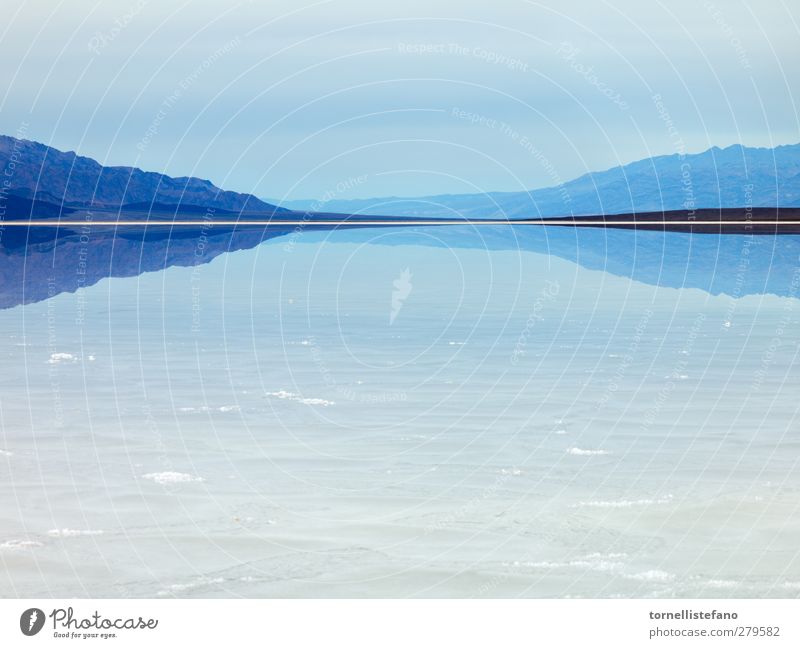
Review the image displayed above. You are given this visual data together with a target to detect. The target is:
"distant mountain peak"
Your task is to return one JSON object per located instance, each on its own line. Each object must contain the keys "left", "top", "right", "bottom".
{"left": 277, "top": 141, "right": 800, "bottom": 217}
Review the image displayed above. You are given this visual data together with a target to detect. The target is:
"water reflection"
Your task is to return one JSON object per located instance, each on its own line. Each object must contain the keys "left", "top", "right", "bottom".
{"left": 2, "top": 200, "right": 799, "bottom": 309}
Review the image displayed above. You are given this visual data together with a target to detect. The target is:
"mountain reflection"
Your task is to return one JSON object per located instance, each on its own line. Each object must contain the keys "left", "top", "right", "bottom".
{"left": 0, "top": 223, "right": 292, "bottom": 309}
{"left": 2, "top": 207, "right": 799, "bottom": 309}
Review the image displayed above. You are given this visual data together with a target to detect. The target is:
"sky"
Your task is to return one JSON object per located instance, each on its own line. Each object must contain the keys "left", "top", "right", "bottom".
{"left": 1, "top": 0, "right": 798, "bottom": 202}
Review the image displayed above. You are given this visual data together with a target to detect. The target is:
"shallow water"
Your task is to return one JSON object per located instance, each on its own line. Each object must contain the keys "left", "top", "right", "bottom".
{"left": 1, "top": 238, "right": 799, "bottom": 597}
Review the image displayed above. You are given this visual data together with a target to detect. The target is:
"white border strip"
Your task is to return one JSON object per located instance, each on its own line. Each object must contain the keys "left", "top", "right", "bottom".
{"left": 1, "top": 599, "right": 798, "bottom": 647}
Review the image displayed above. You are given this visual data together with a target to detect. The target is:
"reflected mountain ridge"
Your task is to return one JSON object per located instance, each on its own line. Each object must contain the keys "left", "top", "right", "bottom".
{"left": 1, "top": 135, "right": 800, "bottom": 309}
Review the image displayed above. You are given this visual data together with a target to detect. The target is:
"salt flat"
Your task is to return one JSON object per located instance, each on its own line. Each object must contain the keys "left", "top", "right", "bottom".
{"left": 0, "top": 236, "right": 798, "bottom": 597}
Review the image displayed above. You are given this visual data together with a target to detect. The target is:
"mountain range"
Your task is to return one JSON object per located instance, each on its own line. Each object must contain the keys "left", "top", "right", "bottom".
{"left": 3, "top": 135, "right": 799, "bottom": 220}
{"left": 0, "top": 135, "right": 277, "bottom": 213}
{"left": 1, "top": 134, "right": 799, "bottom": 308}
{"left": 279, "top": 143, "right": 800, "bottom": 217}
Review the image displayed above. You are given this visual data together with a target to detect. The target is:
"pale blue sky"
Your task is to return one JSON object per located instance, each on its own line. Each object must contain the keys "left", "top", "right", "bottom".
{"left": 1, "top": 0, "right": 797, "bottom": 202}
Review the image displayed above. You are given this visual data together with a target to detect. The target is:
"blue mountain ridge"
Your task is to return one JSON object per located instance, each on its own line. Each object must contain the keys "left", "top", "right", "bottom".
{"left": 280, "top": 143, "right": 800, "bottom": 299}
{"left": 278, "top": 143, "right": 800, "bottom": 217}
{"left": 1, "top": 136, "right": 799, "bottom": 307}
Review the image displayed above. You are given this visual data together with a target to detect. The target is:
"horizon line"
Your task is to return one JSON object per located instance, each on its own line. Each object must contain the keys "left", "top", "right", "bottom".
{"left": 2, "top": 219, "right": 799, "bottom": 228}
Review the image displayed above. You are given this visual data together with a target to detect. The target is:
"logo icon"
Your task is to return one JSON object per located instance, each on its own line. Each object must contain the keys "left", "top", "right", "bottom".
{"left": 20, "top": 608, "right": 45, "bottom": 636}
{"left": 390, "top": 268, "right": 413, "bottom": 325}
